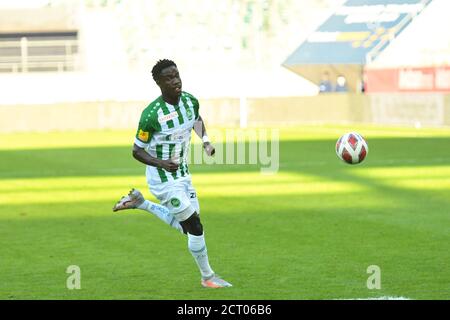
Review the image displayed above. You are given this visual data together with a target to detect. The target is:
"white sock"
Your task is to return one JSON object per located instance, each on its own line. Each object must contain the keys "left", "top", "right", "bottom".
{"left": 138, "top": 200, "right": 184, "bottom": 234}
{"left": 188, "top": 233, "right": 214, "bottom": 279}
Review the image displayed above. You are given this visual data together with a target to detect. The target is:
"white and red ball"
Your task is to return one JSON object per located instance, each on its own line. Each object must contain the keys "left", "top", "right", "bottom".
{"left": 336, "top": 132, "right": 368, "bottom": 165}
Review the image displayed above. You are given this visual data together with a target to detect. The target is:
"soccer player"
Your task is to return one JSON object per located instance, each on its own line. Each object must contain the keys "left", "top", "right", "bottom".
{"left": 112, "top": 59, "right": 232, "bottom": 289}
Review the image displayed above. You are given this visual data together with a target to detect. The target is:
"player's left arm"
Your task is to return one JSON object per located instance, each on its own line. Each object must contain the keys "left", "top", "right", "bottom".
{"left": 194, "top": 115, "right": 215, "bottom": 156}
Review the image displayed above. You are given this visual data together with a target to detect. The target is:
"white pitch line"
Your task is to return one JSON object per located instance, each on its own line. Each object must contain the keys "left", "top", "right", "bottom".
{"left": 280, "top": 157, "right": 450, "bottom": 168}
{"left": 337, "top": 296, "right": 411, "bottom": 300}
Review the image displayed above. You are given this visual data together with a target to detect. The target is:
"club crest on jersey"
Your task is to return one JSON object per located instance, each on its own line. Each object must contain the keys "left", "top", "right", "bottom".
{"left": 186, "top": 108, "right": 193, "bottom": 120}
{"left": 158, "top": 111, "right": 178, "bottom": 123}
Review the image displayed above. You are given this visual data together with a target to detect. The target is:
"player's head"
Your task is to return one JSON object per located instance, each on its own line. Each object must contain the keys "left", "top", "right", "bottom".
{"left": 337, "top": 75, "right": 347, "bottom": 86}
{"left": 152, "top": 59, "right": 182, "bottom": 100}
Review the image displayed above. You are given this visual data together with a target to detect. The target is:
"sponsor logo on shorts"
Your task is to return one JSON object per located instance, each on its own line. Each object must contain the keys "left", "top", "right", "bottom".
{"left": 170, "top": 198, "right": 181, "bottom": 207}
{"left": 190, "top": 192, "right": 196, "bottom": 199}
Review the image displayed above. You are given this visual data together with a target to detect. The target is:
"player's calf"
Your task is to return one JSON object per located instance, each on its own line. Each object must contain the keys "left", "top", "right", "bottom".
{"left": 113, "top": 189, "right": 186, "bottom": 234}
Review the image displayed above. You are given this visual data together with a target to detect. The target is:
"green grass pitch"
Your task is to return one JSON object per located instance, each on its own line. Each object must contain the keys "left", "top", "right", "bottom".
{"left": 0, "top": 124, "right": 449, "bottom": 299}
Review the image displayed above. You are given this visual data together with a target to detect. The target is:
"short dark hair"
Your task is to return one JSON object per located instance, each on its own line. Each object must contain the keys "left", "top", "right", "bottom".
{"left": 151, "top": 59, "right": 177, "bottom": 82}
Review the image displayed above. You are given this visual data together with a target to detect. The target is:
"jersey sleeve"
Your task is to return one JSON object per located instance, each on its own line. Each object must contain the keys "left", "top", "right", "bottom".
{"left": 134, "top": 108, "right": 156, "bottom": 148}
{"left": 186, "top": 93, "right": 200, "bottom": 120}
{"left": 185, "top": 92, "right": 200, "bottom": 120}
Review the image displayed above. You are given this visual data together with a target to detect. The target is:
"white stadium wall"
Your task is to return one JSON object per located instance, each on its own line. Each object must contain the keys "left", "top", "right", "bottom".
{"left": 1, "top": 94, "right": 450, "bottom": 133}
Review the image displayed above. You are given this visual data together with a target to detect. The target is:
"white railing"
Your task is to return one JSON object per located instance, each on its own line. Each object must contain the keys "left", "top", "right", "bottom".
{"left": 0, "top": 38, "right": 78, "bottom": 72}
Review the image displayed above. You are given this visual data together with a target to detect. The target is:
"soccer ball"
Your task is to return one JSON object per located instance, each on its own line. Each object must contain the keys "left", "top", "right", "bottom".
{"left": 336, "top": 132, "right": 368, "bottom": 164}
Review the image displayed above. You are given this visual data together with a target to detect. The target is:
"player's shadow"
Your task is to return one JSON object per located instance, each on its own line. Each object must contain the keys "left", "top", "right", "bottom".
{"left": 189, "top": 136, "right": 450, "bottom": 236}
{"left": 1, "top": 136, "right": 450, "bottom": 177}
{"left": 2, "top": 136, "right": 449, "bottom": 233}
{"left": 277, "top": 137, "right": 450, "bottom": 237}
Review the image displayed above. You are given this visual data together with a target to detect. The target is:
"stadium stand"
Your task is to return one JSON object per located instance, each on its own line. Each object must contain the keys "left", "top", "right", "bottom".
{"left": 0, "top": 0, "right": 344, "bottom": 102}
{"left": 0, "top": 5, "right": 80, "bottom": 72}
{"left": 283, "top": 0, "right": 436, "bottom": 92}
{"left": 1, "top": 0, "right": 449, "bottom": 132}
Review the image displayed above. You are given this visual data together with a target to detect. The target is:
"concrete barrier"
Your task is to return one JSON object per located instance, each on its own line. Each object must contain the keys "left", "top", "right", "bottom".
{"left": 1, "top": 94, "right": 449, "bottom": 133}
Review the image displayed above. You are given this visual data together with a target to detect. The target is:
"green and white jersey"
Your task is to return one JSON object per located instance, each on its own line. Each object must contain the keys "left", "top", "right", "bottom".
{"left": 134, "top": 91, "right": 200, "bottom": 185}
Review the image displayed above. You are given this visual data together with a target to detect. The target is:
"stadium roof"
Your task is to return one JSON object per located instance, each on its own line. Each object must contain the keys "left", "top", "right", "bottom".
{"left": 283, "top": 0, "right": 433, "bottom": 91}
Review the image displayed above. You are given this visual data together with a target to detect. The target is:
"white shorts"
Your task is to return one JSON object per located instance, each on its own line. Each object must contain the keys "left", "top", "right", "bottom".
{"left": 148, "top": 175, "right": 200, "bottom": 222}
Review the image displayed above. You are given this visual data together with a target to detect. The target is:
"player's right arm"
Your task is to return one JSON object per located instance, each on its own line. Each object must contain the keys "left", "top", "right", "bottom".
{"left": 132, "top": 107, "right": 178, "bottom": 173}
{"left": 132, "top": 144, "right": 178, "bottom": 172}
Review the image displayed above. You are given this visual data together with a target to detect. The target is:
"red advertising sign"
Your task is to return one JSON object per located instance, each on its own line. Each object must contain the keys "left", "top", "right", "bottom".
{"left": 365, "top": 66, "right": 450, "bottom": 93}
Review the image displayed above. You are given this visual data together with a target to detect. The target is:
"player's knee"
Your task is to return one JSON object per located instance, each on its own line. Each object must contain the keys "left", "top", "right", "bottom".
{"left": 182, "top": 213, "right": 203, "bottom": 236}
{"left": 192, "top": 219, "right": 203, "bottom": 235}
{"left": 190, "top": 213, "right": 203, "bottom": 235}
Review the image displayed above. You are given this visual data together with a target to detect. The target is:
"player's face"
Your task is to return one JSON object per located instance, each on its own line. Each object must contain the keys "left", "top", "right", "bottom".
{"left": 157, "top": 66, "right": 182, "bottom": 99}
